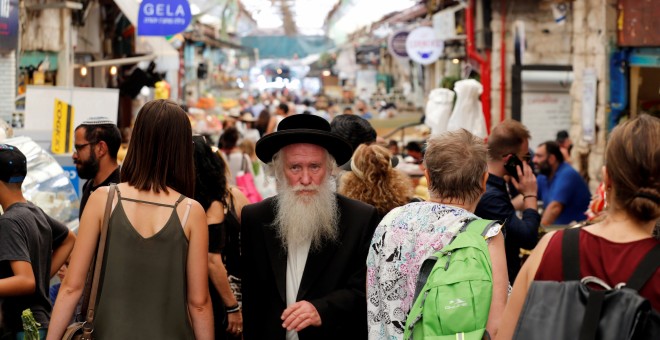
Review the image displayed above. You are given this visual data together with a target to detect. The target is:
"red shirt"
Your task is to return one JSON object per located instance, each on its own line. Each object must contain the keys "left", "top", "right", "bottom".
{"left": 535, "top": 228, "right": 660, "bottom": 311}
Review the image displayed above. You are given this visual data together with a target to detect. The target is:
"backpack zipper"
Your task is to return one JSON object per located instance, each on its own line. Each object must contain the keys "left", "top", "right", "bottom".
{"left": 443, "top": 251, "right": 452, "bottom": 270}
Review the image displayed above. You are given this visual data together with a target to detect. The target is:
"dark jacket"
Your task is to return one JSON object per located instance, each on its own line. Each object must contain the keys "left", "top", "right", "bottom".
{"left": 241, "top": 194, "right": 380, "bottom": 340}
{"left": 475, "top": 173, "right": 540, "bottom": 282}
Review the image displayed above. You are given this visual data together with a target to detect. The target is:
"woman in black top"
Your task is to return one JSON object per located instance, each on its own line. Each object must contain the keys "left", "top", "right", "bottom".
{"left": 193, "top": 136, "right": 249, "bottom": 339}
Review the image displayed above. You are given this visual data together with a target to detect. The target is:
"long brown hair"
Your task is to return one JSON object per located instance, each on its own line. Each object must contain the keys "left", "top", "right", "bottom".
{"left": 605, "top": 114, "right": 660, "bottom": 222}
{"left": 121, "top": 100, "right": 194, "bottom": 197}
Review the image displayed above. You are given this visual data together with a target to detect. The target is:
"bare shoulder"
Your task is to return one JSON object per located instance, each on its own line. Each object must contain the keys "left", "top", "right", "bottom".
{"left": 519, "top": 230, "right": 559, "bottom": 283}
{"left": 229, "top": 186, "right": 250, "bottom": 207}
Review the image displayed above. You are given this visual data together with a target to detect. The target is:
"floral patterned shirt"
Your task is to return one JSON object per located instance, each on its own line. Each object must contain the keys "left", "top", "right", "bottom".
{"left": 366, "top": 202, "right": 501, "bottom": 339}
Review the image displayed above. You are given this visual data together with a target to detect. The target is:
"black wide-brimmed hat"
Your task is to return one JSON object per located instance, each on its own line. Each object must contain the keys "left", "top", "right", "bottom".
{"left": 256, "top": 114, "right": 353, "bottom": 164}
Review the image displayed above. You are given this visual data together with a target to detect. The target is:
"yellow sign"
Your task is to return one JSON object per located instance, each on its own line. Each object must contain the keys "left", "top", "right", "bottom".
{"left": 51, "top": 99, "right": 74, "bottom": 154}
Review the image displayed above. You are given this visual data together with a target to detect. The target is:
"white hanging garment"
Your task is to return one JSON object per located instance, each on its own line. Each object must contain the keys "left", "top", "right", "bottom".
{"left": 447, "top": 79, "right": 487, "bottom": 138}
{"left": 424, "top": 88, "right": 455, "bottom": 136}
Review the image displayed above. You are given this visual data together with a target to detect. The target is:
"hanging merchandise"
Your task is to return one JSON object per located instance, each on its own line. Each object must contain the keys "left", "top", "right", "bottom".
{"left": 406, "top": 27, "right": 444, "bottom": 65}
{"left": 425, "top": 88, "right": 455, "bottom": 136}
{"left": 447, "top": 79, "right": 487, "bottom": 139}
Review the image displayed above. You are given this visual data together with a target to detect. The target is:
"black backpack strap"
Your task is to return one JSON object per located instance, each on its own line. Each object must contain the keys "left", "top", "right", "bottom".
{"left": 562, "top": 227, "right": 581, "bottom": 281}
{"left": 579, "top": 290, "right": 606, "bottom": 340}
{"left": 412, "top": 254, "right": 439, "bottom": 303}
{"left": 626, "top": 244, "right": 660, "bottom": 291}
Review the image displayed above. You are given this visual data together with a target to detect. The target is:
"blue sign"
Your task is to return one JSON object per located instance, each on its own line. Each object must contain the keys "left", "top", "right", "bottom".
{"left": 62, "top": 166, "right": 80, "bottom": 198}
{"left": 138, "top": 0, "right": 191, "bottom": 36}
{"left": 0, "top": 0, "right": 19, "bottom": 53}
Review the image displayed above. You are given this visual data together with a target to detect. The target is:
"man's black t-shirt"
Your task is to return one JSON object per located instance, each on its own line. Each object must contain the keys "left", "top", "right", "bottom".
{"left": 79, "top": 167, "right": 120, "bottom": 217}
{"left": 0, "top": 202, "right": 70, "bottom": 332}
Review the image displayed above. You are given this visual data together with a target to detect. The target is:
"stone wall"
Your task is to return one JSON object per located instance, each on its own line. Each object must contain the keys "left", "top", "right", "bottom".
{"left": 490, "top": 0, "right": 574, "bottom": 126}
{"left": 489, "top": 0, "right": 614, "bottom": 190}
{"left": 568, "top": 0, "right": 617, "bottom": 190}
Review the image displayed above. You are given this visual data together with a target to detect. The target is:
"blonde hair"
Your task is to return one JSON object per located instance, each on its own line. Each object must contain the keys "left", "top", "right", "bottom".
{"left": 238, "top": 139, "right": 256, "bottom": 158}
{"left": 339, "top": 144, "right": 413, "bottom": 216}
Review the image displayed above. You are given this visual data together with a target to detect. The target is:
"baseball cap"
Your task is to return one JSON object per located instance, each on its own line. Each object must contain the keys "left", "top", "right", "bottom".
{"left": 0, "top": 144, "right": 27, "bottom": 184}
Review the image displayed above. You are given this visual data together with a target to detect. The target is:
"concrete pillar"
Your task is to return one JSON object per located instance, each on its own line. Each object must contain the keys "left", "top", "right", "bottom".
{"left": 56, "top": 8, "right": 73, "bottom": 87}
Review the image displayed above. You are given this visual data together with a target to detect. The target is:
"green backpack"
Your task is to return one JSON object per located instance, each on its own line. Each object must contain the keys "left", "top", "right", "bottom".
{"left": 403, "top": 218, "right": 499, "bottom": 340}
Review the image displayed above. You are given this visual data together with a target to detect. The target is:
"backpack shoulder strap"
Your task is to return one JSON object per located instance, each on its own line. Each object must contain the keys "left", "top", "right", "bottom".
{"left": 410, "top": 218, "right": 498, "bottom": 303}
{"left": 464, "top": 219, "right": 501, "bottom": 237}
{"left": 562, "top": 227, "right": 581, "bottom": 281}
{"left": 626, "top": 244, "right": 660, "bottom": 291}
{"left": 412, "top": 253, "right": 440, "bottom": 304}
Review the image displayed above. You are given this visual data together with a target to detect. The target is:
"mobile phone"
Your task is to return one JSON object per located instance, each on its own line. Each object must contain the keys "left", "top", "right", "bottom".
{"left": 504, "top": 154, "right": 523, "bottom": 181}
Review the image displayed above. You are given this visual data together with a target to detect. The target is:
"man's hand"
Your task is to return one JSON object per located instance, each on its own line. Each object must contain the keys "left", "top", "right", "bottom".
{"left": 511, "top": 162, "right": 537, "bottom": 197}
{"left": 281, "top": 300, "right": 322, "bottom": 332}
{"left": 226, "top": 310, "right": 243, "bottom": 336}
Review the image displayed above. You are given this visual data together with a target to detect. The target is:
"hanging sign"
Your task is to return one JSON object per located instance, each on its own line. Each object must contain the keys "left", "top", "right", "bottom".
{"left": 51, "top": 99, "right": 75, "bottom": 155}
{"left": 0, "top": 0, "right": 19, "bottom": 53}
{"left": 138, "top": 0, "right": 191, "bottom": 36}
{"left": 581, "top": 68, "right": 597, "bottom": 144}
{"left": 388, "top": 30, "right": 409, "bottom": 58}
{"left": 406, "top": 27, "right": 444, "bottom": 65}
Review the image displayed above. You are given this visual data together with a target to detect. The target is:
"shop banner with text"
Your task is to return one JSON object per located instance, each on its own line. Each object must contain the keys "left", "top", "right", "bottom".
{"left": 138, "top": 0, "right": 191, "bottom": 36}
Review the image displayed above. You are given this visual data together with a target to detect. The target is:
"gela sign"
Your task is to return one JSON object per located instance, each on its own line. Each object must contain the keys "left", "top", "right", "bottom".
{"left": 138, "top": 0, "right": 191, "bottom": 36}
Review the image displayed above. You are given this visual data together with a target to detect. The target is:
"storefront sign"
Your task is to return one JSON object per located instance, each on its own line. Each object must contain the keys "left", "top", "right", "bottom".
{"left": 581, "top": 68, "right": 597, "bottom": 144}
{"left": 355, "top": 45, "right": 381, "bottom": 65}
{"left": 138, "top": 0, "right": 191, "bottom": 36}
{"left": 388, "top": 31, "right": 409, "bottom": 58}
{"left": 406, "top": 27, "right": 444, "bottom": 65}
{"left": 0, "top": 0, "right": 19, "bottom": 53}
{"left": 51, "top": 99, "right": 74, "bottom": 155}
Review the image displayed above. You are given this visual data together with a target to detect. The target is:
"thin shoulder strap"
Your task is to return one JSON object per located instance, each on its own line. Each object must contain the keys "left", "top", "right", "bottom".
{"left": 241, "top": 153, "right": 249, "bottom": 173}
{"left": 626, "top": 244, "right": 660, "bottom": 291}
{"left": 562, "top": 227, "right": 581, "bottom": 281}
{"left": 81, "top": 183, "right": 116, "bottom": 339}
{"left": 180, "top": 199, "right": 193, "bottom": 230}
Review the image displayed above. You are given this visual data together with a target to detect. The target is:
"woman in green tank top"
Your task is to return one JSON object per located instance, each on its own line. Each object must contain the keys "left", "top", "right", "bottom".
{"left": 47, "top": 100, "right": 214, "bottom": 339}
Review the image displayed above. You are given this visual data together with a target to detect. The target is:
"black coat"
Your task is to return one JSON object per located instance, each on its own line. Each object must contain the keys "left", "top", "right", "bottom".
{"left": 241, "top": 194, "right": 380, "bottom": 340}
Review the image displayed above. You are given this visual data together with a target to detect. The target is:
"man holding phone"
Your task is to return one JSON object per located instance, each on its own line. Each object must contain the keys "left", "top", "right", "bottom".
{"left": 475, "top": 120, "right": 541, "bottom": 282}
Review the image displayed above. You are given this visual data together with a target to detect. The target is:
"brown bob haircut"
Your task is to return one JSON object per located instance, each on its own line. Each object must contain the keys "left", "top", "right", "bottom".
{"left": 424, "top": 129, "right": 488, "bottom": 205}
{"left": 121, "top": 99, "right": 194, "bottom": 197}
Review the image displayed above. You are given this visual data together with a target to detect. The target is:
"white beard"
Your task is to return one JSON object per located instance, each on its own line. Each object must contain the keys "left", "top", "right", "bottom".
{"left": 273, "top": 177, "right": 339, "bottom": 251}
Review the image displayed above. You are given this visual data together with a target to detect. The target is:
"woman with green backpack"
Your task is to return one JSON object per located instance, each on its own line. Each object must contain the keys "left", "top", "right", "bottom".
{"left": 366, "top": 129, "right": 509, "bottom": 339}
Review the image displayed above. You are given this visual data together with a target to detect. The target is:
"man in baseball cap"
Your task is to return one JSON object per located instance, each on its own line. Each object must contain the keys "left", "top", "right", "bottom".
{"left": 0, "top": 144, "right": 75, "bottom": 337}
{"left": 241, "top": 114, "right": 380, "bottom": 340}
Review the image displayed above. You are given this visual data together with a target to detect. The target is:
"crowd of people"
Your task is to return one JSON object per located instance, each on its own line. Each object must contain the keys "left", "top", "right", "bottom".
{"left": 0, "top": 96, "right": 658, "bottom": 340}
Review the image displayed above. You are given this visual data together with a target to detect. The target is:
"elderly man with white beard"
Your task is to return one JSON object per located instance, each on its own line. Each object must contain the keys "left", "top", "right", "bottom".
{"left": 241, "top": 114, "right": 381, "bottom": 340}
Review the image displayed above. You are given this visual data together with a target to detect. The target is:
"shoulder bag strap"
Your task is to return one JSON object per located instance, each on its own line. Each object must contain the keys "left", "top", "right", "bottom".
{"left": 241, "top": 153, "right": 249, "bottom": 173}
{"left": 562, "top": 227, "right": 581, "bottom": 281}
{"left": 81, "top": 184, "right": 116, "bottom": 339}
{"left": 626, "top": 244, "right": 660, "bottom": 291}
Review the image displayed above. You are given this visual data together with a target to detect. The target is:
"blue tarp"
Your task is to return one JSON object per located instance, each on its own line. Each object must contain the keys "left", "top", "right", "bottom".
{"left": 240, "top": 35, "right": 335, "bottom": 59}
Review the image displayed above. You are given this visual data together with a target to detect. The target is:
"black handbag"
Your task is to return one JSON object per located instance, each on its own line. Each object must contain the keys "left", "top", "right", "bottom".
{"left": 62, "top": 184, "right": 116, "bottom": 340}
{"left": 513, "top": 227, "right": 660, "bottom": 340}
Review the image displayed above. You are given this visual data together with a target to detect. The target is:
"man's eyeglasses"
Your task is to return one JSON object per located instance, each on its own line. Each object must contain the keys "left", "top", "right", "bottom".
{"left": 521, "top": 153, "right": 531, "bottom": 162}
{"left": 74, "top": 142, "right": 94, "bottom": 153}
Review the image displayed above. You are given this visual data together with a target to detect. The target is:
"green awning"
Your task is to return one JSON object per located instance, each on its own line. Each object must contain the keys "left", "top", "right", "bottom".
{"left": 20, "top": 51, "right": 58, "bottom": 71}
